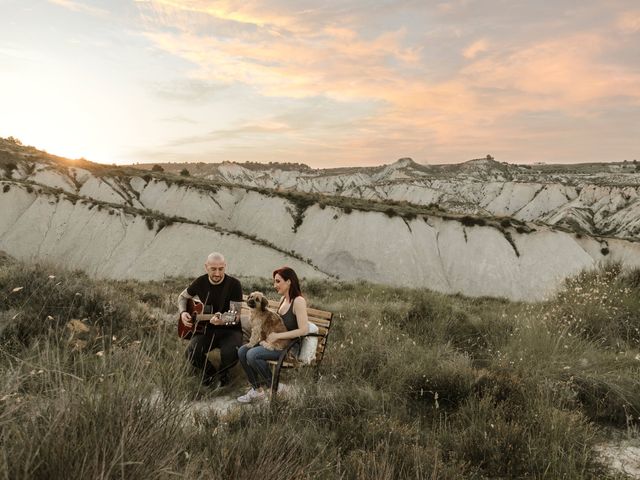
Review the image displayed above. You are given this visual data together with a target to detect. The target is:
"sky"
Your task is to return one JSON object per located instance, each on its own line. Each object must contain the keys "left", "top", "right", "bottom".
{"left": 0, "top": 0, "right": 639, "bottom": 168}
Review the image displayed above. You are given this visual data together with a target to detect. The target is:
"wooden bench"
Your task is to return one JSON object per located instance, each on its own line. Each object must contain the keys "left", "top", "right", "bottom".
{"left": 240, "top": 296, "right": 334, "bottom": 397}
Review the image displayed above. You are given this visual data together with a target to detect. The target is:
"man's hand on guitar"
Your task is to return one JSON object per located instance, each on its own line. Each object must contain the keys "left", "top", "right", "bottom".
{"left": 209, "top": 312, "right": 224, "bottom": 326}
{"left": 181, "top": 311, "right": 193, "bottom": 328}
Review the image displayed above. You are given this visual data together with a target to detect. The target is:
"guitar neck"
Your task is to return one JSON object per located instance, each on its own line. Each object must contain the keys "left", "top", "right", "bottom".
{"left": 193, "top": 314, "right": 238, "bottom": 326}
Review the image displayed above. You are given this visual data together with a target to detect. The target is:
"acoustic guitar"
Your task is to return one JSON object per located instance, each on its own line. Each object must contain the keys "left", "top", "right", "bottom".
{"left": 177, "top": 298, "right": 240, "bottom": 339}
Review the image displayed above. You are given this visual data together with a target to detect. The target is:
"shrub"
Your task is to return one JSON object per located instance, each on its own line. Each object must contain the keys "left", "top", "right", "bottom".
{"left": 2, "top": 184, "right": 9, "bottom": 193}
{"left": 2, "top": 161, "right": 17, "bottom": 177}
{"left": 460, "top": 216, "right": 486, "bottom": 227}
{"left": 180, "top": 168, "right": 190, "bottom": 177}
{"left": 145, "top": 217, "right": 154, "bottom": 230}
{"left": 438, "top": 396, "right": 597, "bottom": 479}
{"left": 0, "top": 263, "right": 150, "bottom": 348}
{"left": 151, "top": 164, "right": 164, "bottom": 172}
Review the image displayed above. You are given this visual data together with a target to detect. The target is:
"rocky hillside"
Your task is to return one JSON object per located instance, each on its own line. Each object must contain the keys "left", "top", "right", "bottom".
{"left": 142, "top": 156, "right": 640, "bottom": 239}
{"left": 1, "top": 138, "right": 639, "bottom": 300}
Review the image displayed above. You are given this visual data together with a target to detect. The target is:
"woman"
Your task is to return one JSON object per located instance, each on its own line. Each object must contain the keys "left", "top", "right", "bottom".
{"left": 237, "top": 266, "right": 309, "bottom": 403}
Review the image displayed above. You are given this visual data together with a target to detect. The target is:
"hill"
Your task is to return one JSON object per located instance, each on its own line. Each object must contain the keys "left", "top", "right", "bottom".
{"left": 1, "top": 137, "right": 640, "bottom": 300}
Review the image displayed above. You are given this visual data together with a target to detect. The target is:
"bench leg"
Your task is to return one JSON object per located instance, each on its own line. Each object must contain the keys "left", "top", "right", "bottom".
{"left": 270, "top": 350, "right": 288, "bottom": 400}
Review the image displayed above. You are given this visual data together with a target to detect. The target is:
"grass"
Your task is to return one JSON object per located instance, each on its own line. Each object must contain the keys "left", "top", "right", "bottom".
{"left": 1, "top": 258, "right": 639, "bottom": 478}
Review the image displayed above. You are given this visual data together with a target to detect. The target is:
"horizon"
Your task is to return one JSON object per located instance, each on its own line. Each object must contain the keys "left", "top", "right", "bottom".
{"left": 3, "top": 135, "right": 639, "bottom": 169}
{"left": 1, "top": 1, "right": 639, "bottom": 168}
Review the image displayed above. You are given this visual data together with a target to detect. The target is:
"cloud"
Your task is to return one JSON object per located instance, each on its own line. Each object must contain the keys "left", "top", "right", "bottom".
{"left": 160, "top": 116, "right": 199, "bottom": 124}
{"left": 47, "top": 0, "right": 110, "bottom": 17}
{"left": 463, "top": 38, "right": 489, "bottom": 59}
{"left": 131, "top": 1, "right": 640, "bottom": 165}
{"left": 617, "top": 11, "right": 640, "bottom": 33}
{"left": 167, "top": 121, "right": 292, "bottom": 147}
{"left": 462, "top": 33, "right": 640, "bottom": 108}
{"left": 152, "top": 79, "right": 228, "bottom": 102}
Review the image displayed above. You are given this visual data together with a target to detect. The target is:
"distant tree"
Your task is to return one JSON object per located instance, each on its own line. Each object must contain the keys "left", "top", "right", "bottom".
{"left": 180, "top": 168, "right": 190, "bottom": 177}
{"left": 151, "top": 164, "right": 164, "bottom": 172}
{"left": 6, "top": 136, "right": 22, "bottom": 145}
{"left": 634, "top": 159, "right": 638, "bottom": 164}
{"left": 486, "top": 154, "right": 494, "bottom": 161}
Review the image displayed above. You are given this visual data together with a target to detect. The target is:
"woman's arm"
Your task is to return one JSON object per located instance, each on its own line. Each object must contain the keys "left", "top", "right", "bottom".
{"left": 269, "top": 296, "right": 309, "bottom": 341}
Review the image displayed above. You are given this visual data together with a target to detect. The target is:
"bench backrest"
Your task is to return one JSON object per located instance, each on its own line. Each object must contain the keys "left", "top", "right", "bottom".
{"left": 240, "top": 296, "right": 334, "bottom": 366}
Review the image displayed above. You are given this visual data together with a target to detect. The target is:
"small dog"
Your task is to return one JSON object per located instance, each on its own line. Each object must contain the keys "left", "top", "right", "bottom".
{"left": 245, "top": 291, "right": 289, "bottom": 351}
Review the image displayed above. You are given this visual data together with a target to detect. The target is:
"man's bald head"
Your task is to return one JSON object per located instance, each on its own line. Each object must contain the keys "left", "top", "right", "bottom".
{"left": 205, "top": 252, "right": 226, "bottom": 284}
{"left": 206, "top": 252, "right": 225, "bottom": 264}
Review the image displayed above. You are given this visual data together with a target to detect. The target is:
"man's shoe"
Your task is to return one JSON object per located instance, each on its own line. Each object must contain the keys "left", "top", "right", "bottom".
{"left": 237, "top": 388, "right": 265, "bottom": 403}
{"left": 219, "top": 372, "right": 231, "bottom": 387}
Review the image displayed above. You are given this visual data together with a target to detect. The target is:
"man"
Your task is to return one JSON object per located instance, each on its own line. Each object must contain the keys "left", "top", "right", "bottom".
{"left": 178, "top": 252, "right": 243, "bottom": 387}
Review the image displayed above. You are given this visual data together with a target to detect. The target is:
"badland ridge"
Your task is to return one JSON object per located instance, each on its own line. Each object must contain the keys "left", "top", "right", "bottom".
{"left": 1, "top": 137, "right": 639, "bottom": 300}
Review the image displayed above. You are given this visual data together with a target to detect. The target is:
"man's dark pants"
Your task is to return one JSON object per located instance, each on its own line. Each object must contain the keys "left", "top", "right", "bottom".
{"left": 186, "top": 328, "right": 243, "bottom": 385}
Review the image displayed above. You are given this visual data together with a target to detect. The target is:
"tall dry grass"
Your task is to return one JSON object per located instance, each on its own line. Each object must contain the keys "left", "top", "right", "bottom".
{"left": 1, "top": 258, "right": 638, "bottom": 478}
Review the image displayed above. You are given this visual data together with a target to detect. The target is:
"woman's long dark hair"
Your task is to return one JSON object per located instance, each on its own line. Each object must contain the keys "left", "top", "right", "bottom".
{"left": 273, "top": 266, "right": 302, "bottom": 300}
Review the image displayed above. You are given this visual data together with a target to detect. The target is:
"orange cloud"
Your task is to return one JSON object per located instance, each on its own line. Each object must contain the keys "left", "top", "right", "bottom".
{"left": 463, "top": 38, "right": 489, "bottom": 59}
{"left": 48, "top": 0, "right": 109, "bottom": 17}
{"left": 462, "top": 33, "right": 640, "bottom": 109}
{"left": 144, "top": 0, "right": 313, "bottom": 34}
{"left": 617, "top": 11, "right": 640, "bottom": 33}
{"left": 138, "top": 1, "right": 640, "bottom": 164}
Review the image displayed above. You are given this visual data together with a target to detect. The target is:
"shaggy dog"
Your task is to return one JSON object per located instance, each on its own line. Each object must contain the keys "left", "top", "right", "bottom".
{"left": 245, "top": 291, "right": 289, "bottom": 351}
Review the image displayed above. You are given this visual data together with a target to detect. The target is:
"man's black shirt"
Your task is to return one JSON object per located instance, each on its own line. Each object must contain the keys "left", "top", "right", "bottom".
{"left": 186, "top": 274, "right": 243, "bottom": 331}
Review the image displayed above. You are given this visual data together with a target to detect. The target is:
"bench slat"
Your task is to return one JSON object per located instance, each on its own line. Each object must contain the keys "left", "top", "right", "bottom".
{"left": 308, "top": 316, "right": 331, "bottom": 328}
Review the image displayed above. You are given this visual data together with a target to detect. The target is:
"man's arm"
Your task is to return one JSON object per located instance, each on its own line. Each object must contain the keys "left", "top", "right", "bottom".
{"left": 178, "top": 288, "right": 197, "bottom": 327}
{"left": 177, "top": 288, "right": 194, "bottom": 313}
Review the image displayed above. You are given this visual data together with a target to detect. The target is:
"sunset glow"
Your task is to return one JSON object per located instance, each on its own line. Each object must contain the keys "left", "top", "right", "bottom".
{"left": 1, "top": 1, "right": 639, "bottom": 167}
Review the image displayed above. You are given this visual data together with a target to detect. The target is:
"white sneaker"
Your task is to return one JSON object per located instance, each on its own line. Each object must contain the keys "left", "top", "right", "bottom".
{"left": 237, "top": 388, "right": 265, "bottom": 403}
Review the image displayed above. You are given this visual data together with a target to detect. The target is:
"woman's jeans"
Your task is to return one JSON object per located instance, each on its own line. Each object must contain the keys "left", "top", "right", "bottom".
{"left": 238, "top": 344, "right": 283, "bottom": 389}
